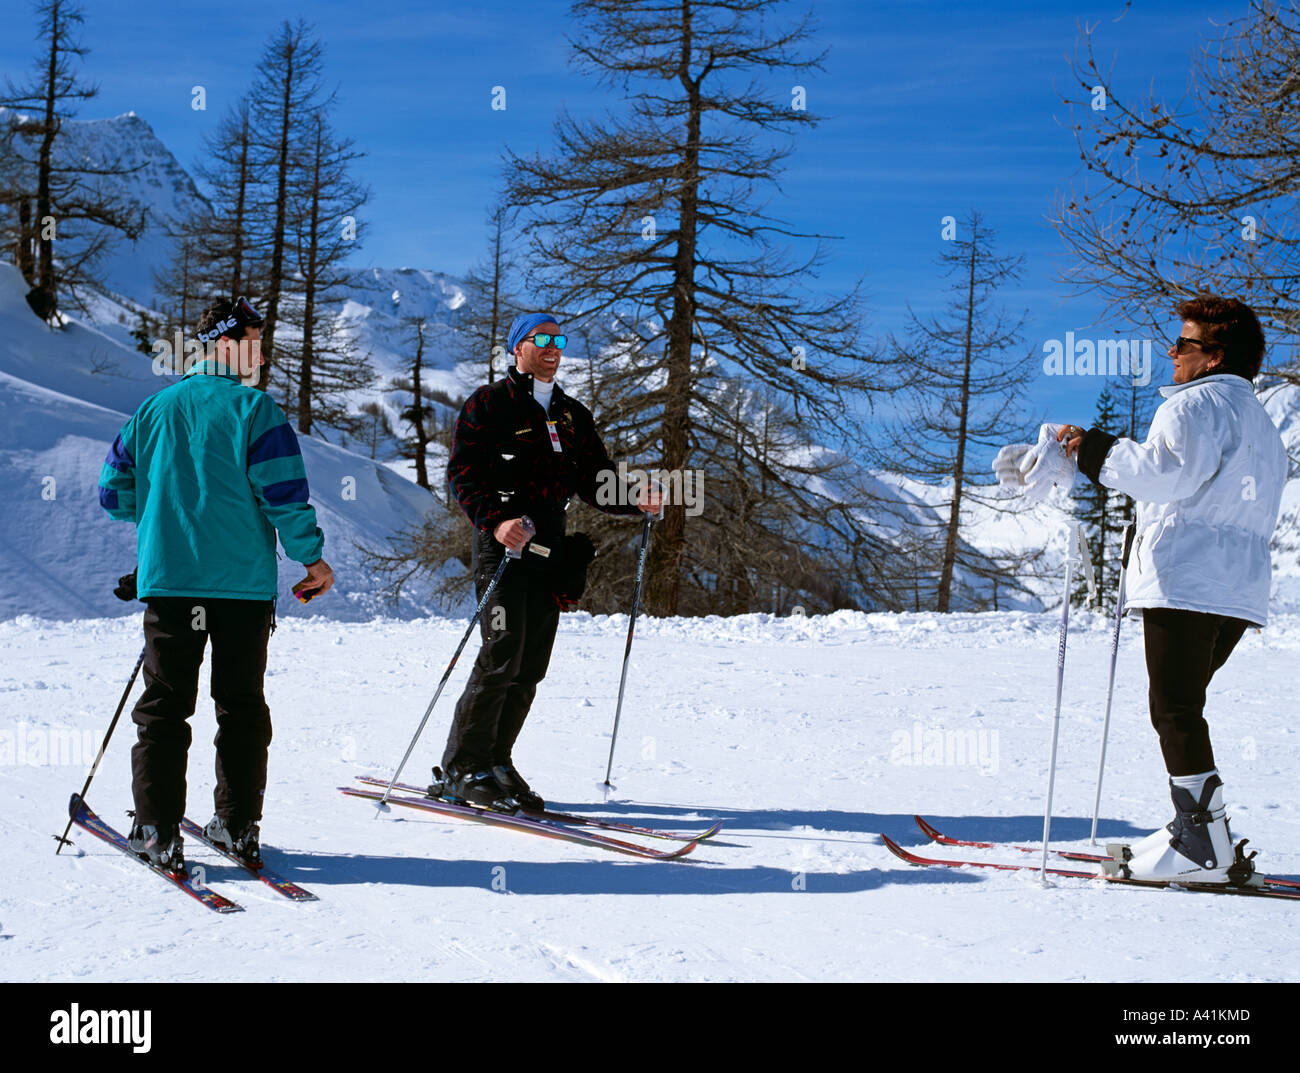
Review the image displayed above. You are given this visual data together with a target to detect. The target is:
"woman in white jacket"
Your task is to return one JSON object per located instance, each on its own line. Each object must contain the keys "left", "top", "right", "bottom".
{"left": 1061, "top": 296, "right": 1287, "bottom": 885}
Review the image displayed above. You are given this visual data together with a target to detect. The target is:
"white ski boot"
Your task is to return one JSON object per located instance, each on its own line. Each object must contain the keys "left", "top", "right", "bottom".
{"left": 1122, "top": 774, "right": 1238, "bottom": 883}
{"left": 1112, "top": 819, "right": 1179, "bottom": 862}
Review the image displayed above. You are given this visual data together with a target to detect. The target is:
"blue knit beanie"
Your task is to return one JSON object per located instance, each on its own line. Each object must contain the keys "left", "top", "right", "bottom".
{"left": 507, "top": 312, "right": 559, "bottom": 355}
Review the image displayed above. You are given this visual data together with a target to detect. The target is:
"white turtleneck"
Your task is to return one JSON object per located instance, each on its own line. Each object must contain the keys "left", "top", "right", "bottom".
{"left": 533, "top": 376, "right": 555, "bottom": 416}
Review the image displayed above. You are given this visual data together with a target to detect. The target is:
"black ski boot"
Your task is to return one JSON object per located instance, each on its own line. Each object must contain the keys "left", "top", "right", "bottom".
{"left": 439, "top": 762, "right": 512, "bottom": 810}
{"left": 492, "top": 762, "right": 544, "bottom": 812}
{"left": 204, "top": 815, "right": 263, "bottom": 869}
{"left": 128, "top": 821, "right": 187, "bottom": 876}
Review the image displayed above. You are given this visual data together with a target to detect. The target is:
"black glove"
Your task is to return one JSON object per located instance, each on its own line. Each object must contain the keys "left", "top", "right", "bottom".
{"left": 552, "top": 533, "right": 597, "bottom": 611}
{"left": 113, "top": 569, "right": 138, "bottom": 602}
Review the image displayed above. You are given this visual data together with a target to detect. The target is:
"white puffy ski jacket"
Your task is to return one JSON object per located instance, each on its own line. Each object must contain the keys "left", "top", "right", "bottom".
{"left": 1098, "top": 374, "right": 1287, "bottom": 626}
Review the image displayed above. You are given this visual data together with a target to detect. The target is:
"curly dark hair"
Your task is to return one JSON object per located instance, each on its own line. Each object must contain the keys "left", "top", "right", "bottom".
{"left": 1175, "top": 295, "right": 1265, "bottom": 380}
{"left": 196, "top": 299, "right": 241, "bottom": 342}
{"left": 196, "top": 297, "right": 261, "bottom": 343}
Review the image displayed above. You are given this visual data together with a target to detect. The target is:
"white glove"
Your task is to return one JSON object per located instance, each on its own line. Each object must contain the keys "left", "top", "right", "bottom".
{"left": 1019, "top": 423, "right": 1077, "bottom": 503}
{"left": 992, "top": 443, "right": 1032, "bottom": 489}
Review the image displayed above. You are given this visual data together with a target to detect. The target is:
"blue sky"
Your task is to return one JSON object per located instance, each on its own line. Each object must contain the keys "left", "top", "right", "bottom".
{"left": 1, "top": 0, "right": 1243, "bottom": 427}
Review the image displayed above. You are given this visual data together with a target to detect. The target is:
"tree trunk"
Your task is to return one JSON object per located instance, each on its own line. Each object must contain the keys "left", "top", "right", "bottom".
{"left": 413, "top": 320, "right": 430, "bottom": 489}
{"left": 259, "top": 46, "right": 296, "bottom": 391}
{"left": 645, "top": 0, "right": 700, "bottom": 616}
{"left": 297, "top": 120, "right": 323, "bottom": 434}
{"left": 15, "top": 198, "right": 35, "bottom": 285}
{"left": 230, "top": 108, "right": 250, "bottom": 297}
{"left": 35, "top": 6, "right": 60, "bottom": 305}
{"left": 488, "top": 215, "right": 502, "bottom": 384}
{"left": 937, "top": 226, "right": 979, "bottom": 612}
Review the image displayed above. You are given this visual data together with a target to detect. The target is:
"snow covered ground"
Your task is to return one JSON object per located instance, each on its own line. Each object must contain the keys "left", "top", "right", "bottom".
{"left": 2, "top": 608, "right": 1297, "bottom": 982}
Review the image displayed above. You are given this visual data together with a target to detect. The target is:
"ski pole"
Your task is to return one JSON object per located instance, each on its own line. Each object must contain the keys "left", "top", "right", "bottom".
{"left": 601, "top": 509, "right": 655, "bottom": 792}
{"left": 374, "top": 518, "right": 533, "bottom": 814}
{"left": 1089, "top": 522, "right": 1136, "bottom": 846}
{"left": 1040, "top": 524, "right": 1082, "bottom": 883}
{"left": 54, "top": 646, "right": 146, "bottom": 854}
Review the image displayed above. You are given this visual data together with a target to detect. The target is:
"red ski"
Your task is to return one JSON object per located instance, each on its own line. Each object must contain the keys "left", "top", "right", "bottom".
{"left": 913, "top": 815, "right": 1300, "bottom": 888}
{"left": 354, "top": 774, "right": 719, "bottom": 843}
{"left": 881, "top": 834, "right": 1300, "bottom": 900}
{"left": 342, "top": 787, "right": 711, "bottom": 860}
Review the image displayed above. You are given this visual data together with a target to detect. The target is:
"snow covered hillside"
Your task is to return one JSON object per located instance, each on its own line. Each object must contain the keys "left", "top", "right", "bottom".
{"left": 0, "top": 263, "right": 442, "bottom": 620}
{"left": 2, "top": 609, "right": 1297, "bottom": 982}
{"left": 0, "top": 109, "right": 210, "bottom": 310}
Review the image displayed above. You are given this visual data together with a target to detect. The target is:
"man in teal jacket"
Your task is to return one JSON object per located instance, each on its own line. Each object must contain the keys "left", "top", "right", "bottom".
{"left": 98, "top": 296, "right": 333, "bottom": 873}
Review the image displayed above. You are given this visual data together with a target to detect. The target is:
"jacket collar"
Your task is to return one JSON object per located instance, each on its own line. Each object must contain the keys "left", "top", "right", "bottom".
{"left": 506, "top": 364, "right": 564, "bottom": 405}
{"left": 185, "top": 357, "right": 245, "bottom": 382}
{"left": 1158, "top": 372, "right": 1252, "bottom": 399}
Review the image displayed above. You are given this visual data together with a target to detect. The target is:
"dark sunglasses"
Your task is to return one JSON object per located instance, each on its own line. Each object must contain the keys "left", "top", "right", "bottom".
{"left": 1171, "top": 335, "right": 1215, "bottom": 355}
{"left": 525, "top": 333, "right": 567, "bottom": 350}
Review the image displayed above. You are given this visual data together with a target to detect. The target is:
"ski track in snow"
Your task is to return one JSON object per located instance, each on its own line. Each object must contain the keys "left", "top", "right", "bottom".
{"left": 1, "top": 610, "right": 1298, "bottom": 982}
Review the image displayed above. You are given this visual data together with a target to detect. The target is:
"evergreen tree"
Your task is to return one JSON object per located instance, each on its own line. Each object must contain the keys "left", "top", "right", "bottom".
{"left": 877, "top": 211, "right": 1038, "bottom": 612}
{"left": 389, "top": 316, "right": 435, "bottom": 489}
{"left": 505, "top": 0, "right": 878, "bottom": 615}
{"left": 355, "top": 401, "right": 393, "bottom": 460}
{"left": 1071, "top": 383, "right": 1128, "bottom": 611}
{"left": 275, "top": 112, "right": 372, "bottom": 434}
{"left": 187, "top": 99, "right": 259, "bottom": 301}
{"left": 244, "top": 20, "right": 330, "bottom": 390}
{"left": 0, "top": 0, "right": 145, "bottom": 319}
{"left": 457, "top": 203, "right": 522, "bottom": 384}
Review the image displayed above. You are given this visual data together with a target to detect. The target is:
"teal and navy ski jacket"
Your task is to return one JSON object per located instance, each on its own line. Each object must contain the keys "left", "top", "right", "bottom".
{"left": 98, "top": 358, "right": 325, "bottom": 600}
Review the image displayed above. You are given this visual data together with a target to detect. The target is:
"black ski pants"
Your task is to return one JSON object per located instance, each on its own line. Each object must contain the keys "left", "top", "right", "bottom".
{"left": 130, "top": 597, "right": 274, "bottom": 827}
{"left": 442, "top": 555, "right": 560, "bottom": 772}
{"left": 1143, "top": 607, "right": 1250, "bottom": 777}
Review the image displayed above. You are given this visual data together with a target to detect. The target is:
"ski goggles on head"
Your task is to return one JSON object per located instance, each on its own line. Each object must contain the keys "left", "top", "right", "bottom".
{"left": 232, "top": 295, "right": 264, "bottom": 327}
{"left": 197, "top": 296, "right": 265, "bottom": 342}
{"left": 524, "top": 332, "right": 567, "bottom": 351}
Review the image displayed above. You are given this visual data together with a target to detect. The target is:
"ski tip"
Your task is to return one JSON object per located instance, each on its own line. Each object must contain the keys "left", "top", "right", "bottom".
{"left": 67, "top": 792, "right": 86, "bottom": 819}
{"left": 913, "top": 815, "right": 942, "bottom": 840}
{"left": 879, "top": 834, "right": 916, "bottom": 864}
{"left": 669, "top": 837, "right": 701, "bottom": 859}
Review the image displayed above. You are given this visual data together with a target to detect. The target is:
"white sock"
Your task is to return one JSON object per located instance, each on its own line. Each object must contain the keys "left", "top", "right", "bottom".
{"left": 1171, "top": 769, "right": 1218, "bottom": 799}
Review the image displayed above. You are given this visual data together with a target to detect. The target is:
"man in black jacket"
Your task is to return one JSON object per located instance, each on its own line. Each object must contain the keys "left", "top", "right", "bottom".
{"left": 439, "top": 312, "right": 660, "bottom": 809}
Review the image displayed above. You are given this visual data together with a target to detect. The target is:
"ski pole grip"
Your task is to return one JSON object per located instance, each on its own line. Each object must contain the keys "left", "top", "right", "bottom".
{"left": 1120, "top": 522, "right": 1136, "bottom": 569}
{"left": 506, "top": 516, "right": 536, "bottom": 560}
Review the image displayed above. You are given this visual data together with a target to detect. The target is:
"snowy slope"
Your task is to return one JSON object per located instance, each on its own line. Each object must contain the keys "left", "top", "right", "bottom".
{"left": 2, "top": 608, "right": 1297, "bottom": 982}
{"left": 0, "top": 263, "right": 442, "bottom": 620}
